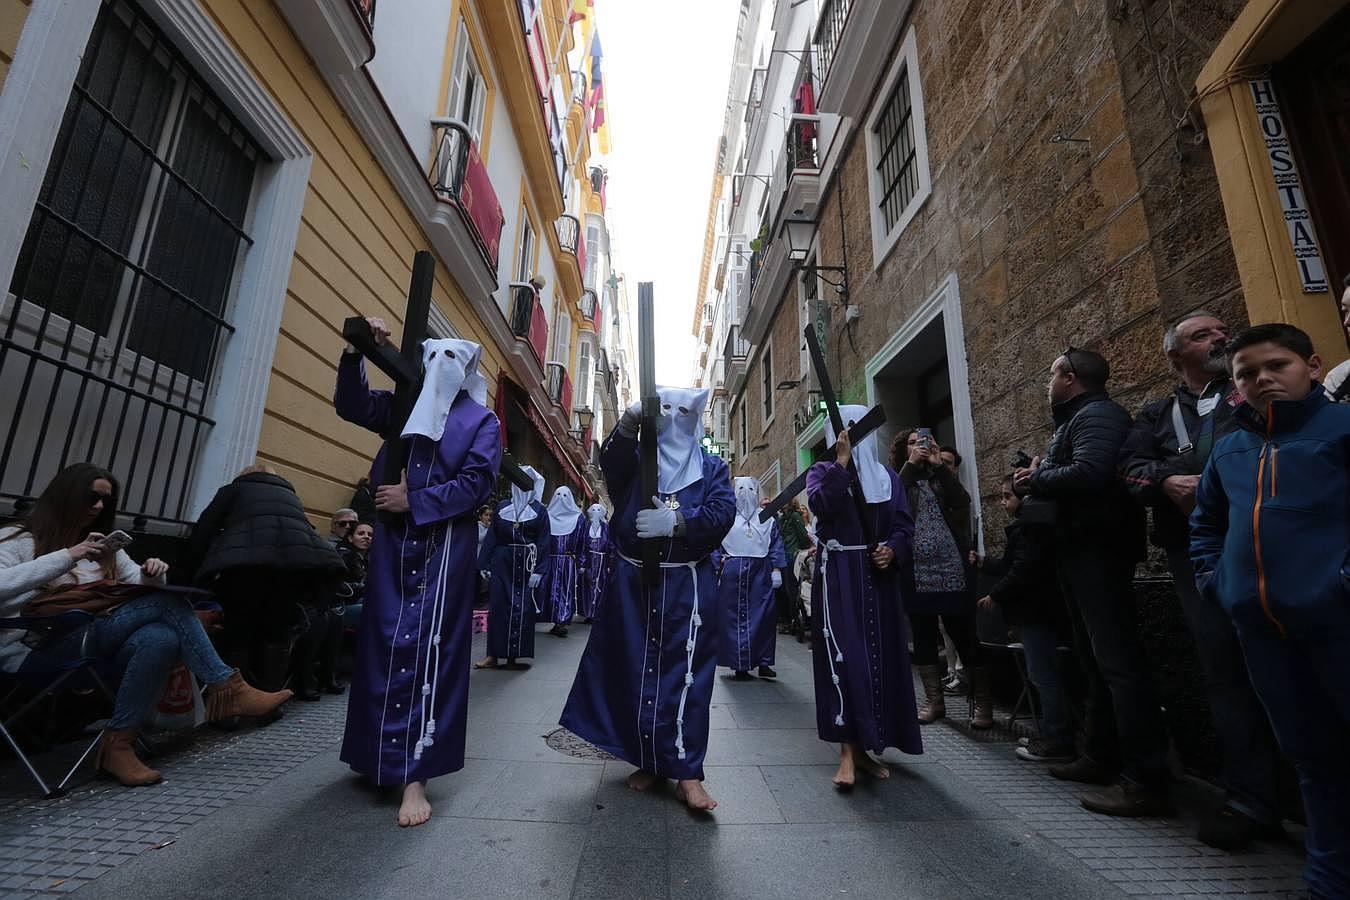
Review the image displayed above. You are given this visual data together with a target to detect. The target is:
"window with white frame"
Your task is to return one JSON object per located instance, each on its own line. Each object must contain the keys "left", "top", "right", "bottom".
{"left": 514, "top": 217, "right": 534, "bottom": 283}
{"left": 865, "top": 26, "right": 930, "bottom": 268}
{"left": 552, "top": 305, "right": 571, "bottom": 367}
{"left": 576, "top": 338, "right": 593, "bottom": 410}
{"left": 584, "top": 225, "right": 600, "bottom": 288}
{"left": 447, "top": 19, "right": 487, "bottom": 143}
{"left": 761, "top": 344, "right": 774, "bottom": 426}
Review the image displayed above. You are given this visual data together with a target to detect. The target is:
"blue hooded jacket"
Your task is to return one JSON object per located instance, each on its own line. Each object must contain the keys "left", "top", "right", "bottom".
{"left": 1189, "top": 384, "right": 1350, "bottom": 638}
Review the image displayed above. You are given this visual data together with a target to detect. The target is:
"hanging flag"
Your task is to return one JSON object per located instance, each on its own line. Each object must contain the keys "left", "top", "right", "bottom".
{"left": 568, "top": 0, "right": 592, "bottom": 25}
{"left": 588, "top": 29, "right": 611, "bottom": 153}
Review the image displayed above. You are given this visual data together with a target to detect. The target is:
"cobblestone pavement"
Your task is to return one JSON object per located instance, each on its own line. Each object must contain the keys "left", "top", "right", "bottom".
{"left": 0, "top": 628, "right": 1306, "bottom": 899}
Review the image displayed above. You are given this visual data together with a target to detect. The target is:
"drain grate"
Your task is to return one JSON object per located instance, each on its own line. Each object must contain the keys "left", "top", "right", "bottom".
{"left": 544, "top": 727, "right": 615, "bottom": 761}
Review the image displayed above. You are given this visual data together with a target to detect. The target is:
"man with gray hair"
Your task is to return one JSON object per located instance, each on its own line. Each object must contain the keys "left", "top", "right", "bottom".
{"left": 329, "top": 507, "right": 359, "bottom": 547}
{"left": 1119, "top": 311, "right": 1283, "bottom": 850}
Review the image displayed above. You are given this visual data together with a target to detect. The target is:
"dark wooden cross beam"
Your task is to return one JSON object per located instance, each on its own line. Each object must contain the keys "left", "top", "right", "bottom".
{"left": 803, "top": 324, "right": 879, "bottom": 547}
{"left": 636, "top": 281, "right": 660, "bottom": 586}
{"left": 341, "top": 251, "right": 534, "bottom": 514}
{"left": 756, "top": 404, "right": 886, "bottom": 523}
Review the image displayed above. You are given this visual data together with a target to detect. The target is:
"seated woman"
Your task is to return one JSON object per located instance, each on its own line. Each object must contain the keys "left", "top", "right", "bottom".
{"left": 0, "top": 464, "right": 293, "bottom": 787}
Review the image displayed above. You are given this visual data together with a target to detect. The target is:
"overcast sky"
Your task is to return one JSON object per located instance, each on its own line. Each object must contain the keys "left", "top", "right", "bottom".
{"left": 594, "top": 0, "right": 741, "bottom": 385}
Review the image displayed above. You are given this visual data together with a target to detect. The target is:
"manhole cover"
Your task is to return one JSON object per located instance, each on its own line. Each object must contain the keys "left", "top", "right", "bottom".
{"left": 544, "top": 727, "right": 615, "bottom": 760}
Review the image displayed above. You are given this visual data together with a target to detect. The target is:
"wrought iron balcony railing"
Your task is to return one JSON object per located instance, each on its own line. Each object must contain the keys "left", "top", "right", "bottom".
{"left": 784, "top": 114, "right": 822, "bottom": 179}
{"left": 351, "top": 0, "right": 376, "bottom": 30}
{"left": 509, "top": 282, "right": 548, "bottom": 367}
{"left": 814, "top": 0, "right": 853, "bottom": 85}
{"left": 556, "top": 214, "right": 580, "bottom": 255}
{"left": 431, "top": 117, "right": 505, "bottom": 271}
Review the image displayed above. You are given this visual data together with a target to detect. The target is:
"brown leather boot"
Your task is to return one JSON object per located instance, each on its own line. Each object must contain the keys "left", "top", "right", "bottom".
{"left": 916, "top": 665, "right": 946, "bottom": 724}
{"left": 97, "top": 729, "right": 162, "bottom": 786}
{"left": 205, "top": 670, "right": 293, "bottom": 722}
{"left": 970, "top": 666, "right": 994, "bottom": 729}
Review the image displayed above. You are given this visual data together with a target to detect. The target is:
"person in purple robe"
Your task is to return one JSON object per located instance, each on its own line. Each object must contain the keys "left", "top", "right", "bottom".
{"left": 333, "top": 317, "right": 502, "bottom": 828}
{"left": 560, "top": 387, "right": 736, "bottom": 811}
{"left": 541, "top": 486, "right": 585, "bottom": 637}
{"left": 578, "top": 503, "right": 610, "bottom": 622}
{"left": 715, "top": 477, "right": 787, "bottom": 680}
{"left": 475, "top": 466, "right": 551, "bottom": 669}
{"left": 807, "top": 404, "right": 922, "bottom": 788}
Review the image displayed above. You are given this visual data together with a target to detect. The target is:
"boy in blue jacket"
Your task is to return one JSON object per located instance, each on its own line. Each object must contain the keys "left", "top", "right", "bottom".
{"left": 1190, "top": 323, "right": 1350, "bottom": 898}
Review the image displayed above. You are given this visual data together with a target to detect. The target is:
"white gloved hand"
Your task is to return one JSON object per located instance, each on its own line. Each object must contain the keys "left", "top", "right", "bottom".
{"left": 771, "top": 569, "right": 783, "bottom": 589}
{"left": 635, "top": 495, "right": 677, "bottom": 538}
{"left": 528, "top": 573, "right": 542, "bottom": 588}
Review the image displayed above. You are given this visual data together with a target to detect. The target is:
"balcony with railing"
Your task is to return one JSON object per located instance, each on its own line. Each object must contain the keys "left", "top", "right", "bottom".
{"left": 578, "top": 289, "right": 599, "bottom": 332}
{"left": 556, "top": 214, "right": 580, "bottom": 255}
{"left": 509, "top": 282, "right": 549, "bottom": 367}
{"left": 544, "top": 362, "right": 573, "bottom": 419}
{"left": 431, "top": 118, "right": 505, "bottom": 273}
{"left": 724, "top": 325, "right": 751, "bottom": 395}
{"left": 812, "top": 0, "right": 910, "bottom": 118}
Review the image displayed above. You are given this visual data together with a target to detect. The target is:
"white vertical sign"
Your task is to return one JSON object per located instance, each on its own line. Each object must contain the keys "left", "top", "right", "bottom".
{"left": 1250, "top": 79, "right": 1329, "bottom": 294}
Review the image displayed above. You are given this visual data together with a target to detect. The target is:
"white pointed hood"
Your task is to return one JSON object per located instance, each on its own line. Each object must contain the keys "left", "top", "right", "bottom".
{"left": 402, "top": 338, "right": 488, "bottom": 441}
{"left": 656, "top": 385, "right": 709, "bottom": 495}
{"left": 500, "top": 465, "right": 544, "bottom": 523}
{"left": 825, "top": 404, "right": 891, "bottom": 504}
{"left": 586, "top": 503, "right": 608, "bottom": 539}
{"left": 722, "top": 475, "right": 774, "bottom": 557}
{"left": 547, "top": 486, "right": 582, "bottom": 536}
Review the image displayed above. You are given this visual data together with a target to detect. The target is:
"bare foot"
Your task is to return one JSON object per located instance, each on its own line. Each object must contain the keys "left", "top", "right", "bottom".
{"left": 473, "top": 656, "right": 497, "bottom": 669}
{"left": 626, "top": 769, "right": 659, "bottom": 792}
{"left": 397, "top": 781, "right": 431, "bottom": 827}
{"left": 853, "top": 749, "right": 891, "bottom": 780}
{"left": 833, "top": 744, "right": 856, "bottom": 789}
{"left": 675, "top": 779, "right": 717, "bottom": 811}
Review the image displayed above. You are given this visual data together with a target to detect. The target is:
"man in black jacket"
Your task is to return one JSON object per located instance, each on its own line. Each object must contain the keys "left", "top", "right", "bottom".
{"left": 1014, "top": 349, "right": 1169, "bottom": 816}
{"left": 1119, "top": 312, "right": 1283, "bottom": 849}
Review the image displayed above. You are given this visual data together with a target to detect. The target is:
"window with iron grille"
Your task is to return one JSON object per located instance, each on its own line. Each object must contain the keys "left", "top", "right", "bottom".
{"left": 2, "top": 0, "right": 264, "bottom": 523}
{"left": 873, "top": 68, "right": 918, "bottom": 233}
{"left": 761, "top": 344, "right": 774, "bottom": 425}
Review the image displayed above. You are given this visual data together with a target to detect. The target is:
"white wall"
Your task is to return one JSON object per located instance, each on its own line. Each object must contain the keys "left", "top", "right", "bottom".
{"left": 367, "top": 0, "right": 454, "bottom": 160}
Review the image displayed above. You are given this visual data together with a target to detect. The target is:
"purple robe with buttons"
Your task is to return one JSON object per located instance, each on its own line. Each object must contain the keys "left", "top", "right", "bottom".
{"left": 578, "top": 523, "right": 611, "bottom": 620}
{"left": 715, "top": 522, "right": 787, "bottom": 671}
{"left": 478, "top": 500, "right": 550, "bottom": 659}
{"left": 333, "top": 353, "right": 501, "bottom": 785}
{"left": 806, "top": 461, "right": 923, "bottom": 756}
{"left": 541, "top": 518, "right": 586, "bottom": 626}
{"left": 560, "top": 430, "right": 735, "bottom": 780}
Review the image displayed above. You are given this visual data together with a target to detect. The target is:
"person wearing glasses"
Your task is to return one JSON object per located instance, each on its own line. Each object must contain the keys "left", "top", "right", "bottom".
{"left": 1013, "top": 348, "right": 1168, "bottom": 817}
{"left": 0, "top": 464, "right": 293, "bottom": 786}
{"left": 329, "top": 508, "right": 359, "bottom": 548}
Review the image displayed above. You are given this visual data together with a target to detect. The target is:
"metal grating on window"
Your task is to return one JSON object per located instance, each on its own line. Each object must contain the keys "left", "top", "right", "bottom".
{"left": 873, "top": 68, "right": 918, "bottom": 233}
{"left": 1, "top": 0, "right": 265, "bottom": 525}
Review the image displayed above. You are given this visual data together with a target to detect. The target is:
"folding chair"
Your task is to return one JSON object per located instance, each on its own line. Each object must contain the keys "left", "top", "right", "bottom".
{"left": 0, "top": 610, "right": 121, "bottom": 799}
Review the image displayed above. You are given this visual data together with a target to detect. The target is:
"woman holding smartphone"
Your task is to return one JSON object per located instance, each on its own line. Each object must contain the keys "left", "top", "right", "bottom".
{"left": 889, "top": 428, "right": 990, "bottom": 728}
{"left": 0, "top": 464, "right": 293, "bottom": 787}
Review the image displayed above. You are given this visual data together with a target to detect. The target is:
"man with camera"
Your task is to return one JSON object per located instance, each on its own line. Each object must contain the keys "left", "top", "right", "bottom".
{"left": 1119, "top": 312, "right": 1283, "bottom": 849}
{"left": 1014, "top": 349, "right": 1169, "bottom": 817}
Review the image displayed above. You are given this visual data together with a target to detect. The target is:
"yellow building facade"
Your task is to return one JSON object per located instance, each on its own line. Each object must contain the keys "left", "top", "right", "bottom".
{"left": 0, "top": 0, "right": 607, "bottom": 532}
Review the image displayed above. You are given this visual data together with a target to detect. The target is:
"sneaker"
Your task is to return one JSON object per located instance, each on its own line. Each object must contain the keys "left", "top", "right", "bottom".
{"left": 757, "top": 665, "right": 777, "bottom": 679}
{"left": 1196, "top": 807, "right": 1285, "bottom": 851}
{"left": 1080, "top": 782, "right": 1173, "bottom": 818}
{"left": 1048, "top": 756, "right": 1118, "bottom": 786}
{"left": 942, "top": 674, "right": 967, "bottom": 695}
{"left": 1016, "top": 739, "right": 1075, "bottom": 763}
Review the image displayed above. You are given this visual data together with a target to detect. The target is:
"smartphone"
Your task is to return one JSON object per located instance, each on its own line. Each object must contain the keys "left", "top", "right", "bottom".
{"left": 916, "top": 427, "right": 934, "bottom": 450}
{"left": 1012, "top": 450, "right": 1033, "bottom": 470}
{"left": 99, "top": 530, "right": 133, "bottom": 553}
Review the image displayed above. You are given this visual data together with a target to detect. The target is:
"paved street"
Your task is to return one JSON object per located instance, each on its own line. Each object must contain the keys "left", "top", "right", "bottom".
{"left": 0, "top": 628, "right": 1305, "bottom": 899}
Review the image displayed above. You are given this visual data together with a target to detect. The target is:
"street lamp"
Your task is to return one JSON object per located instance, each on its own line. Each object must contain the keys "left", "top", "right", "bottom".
{"left": 569, "top": 407, "right": 595, "bottom": 442}
{"left": 780, "top": 210, "right": 850, "bottom": 301}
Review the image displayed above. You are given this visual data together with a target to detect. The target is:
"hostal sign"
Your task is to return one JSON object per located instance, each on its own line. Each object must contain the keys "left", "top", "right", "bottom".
{"left": 1250, "top": 79, "right": 1328, "bottom": 294}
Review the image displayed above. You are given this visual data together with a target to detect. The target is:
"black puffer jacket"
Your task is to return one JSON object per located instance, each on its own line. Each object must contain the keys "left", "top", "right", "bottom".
{"left": 181, "top": 473, "right": 345, "bottom": 583}
{"left": 981, "top": 519, "right": 1066, "bottom": 628}
{"left": 1028, "top": 390, "right": 1146, "bottom": 558}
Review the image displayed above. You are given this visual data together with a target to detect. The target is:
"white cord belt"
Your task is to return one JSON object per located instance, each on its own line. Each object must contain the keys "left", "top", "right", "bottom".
{"left": 819, "top": 539, "right": 866, "bottom": 727}
{"left": 618, "top": 552, "right": 704, "bottom": 760}
{"left": 413, "top": 523, "right": 453, "bottom": 761}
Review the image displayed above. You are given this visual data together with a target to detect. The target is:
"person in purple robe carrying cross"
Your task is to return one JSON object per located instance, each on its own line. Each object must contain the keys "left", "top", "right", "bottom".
{"left": 807, "top": 404, "right": 923, "bottom": 788}
{"left": 715, "top": 477, "right": 787, "bottom": 679}
{"left": 333, "top": 317, "right": 502, "bottom": 828}
{"left": 560, "top": 387, "right": 736, "bottom": 811}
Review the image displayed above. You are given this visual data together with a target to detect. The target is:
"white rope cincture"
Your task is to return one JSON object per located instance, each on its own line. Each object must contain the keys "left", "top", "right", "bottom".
{"left": 525, "top": 541, "right": 540, "bottom": 614}
{"left": 618, "top": 552, "right": 702, "bottom": 761}
{"left": 414, "top": 523, "right": 454, "bottom": 761}
{"left": 820, "top": 539, "right": 866, "bottom": 728}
